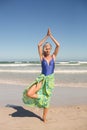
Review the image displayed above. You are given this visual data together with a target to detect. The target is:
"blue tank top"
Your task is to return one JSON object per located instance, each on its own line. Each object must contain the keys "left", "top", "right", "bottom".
{"left": 41, "top": 58, "right": 55, "bottom": 76}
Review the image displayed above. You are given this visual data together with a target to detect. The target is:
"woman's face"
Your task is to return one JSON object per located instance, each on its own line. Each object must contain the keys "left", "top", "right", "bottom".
{"left": 43, "top": 44, "right": 52, "bottom": 55}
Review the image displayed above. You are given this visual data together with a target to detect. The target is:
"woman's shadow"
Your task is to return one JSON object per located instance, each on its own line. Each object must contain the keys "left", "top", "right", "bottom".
{"left": 6, "top": 104, "right": 43, "bottom": 121}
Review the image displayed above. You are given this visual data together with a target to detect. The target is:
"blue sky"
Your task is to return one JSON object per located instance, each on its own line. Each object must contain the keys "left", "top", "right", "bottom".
{"left": 0, "top": 0, "right": 87, "bottom": 61}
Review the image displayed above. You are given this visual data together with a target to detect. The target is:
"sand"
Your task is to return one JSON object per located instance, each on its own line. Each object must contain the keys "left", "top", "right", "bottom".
{"left": 0, "top": 105, "right": 87, "bottom": 130}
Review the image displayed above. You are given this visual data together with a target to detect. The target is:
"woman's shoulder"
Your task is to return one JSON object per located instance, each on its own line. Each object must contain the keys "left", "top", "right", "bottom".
{"left": 40, "top": 55, "right": 44, "bottom": 62}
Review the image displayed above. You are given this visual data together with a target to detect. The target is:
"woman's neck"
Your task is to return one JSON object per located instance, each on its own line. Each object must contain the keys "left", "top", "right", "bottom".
{"left": 44, "top": 54, "right": 50, "bottom": 57}
{"left": 44, "top": 54, "right": 52, "bottom": 61}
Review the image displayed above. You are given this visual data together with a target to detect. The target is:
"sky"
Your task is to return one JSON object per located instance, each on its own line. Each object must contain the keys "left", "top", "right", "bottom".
{"left": 0, "top": 0, "right": 87, "bottom": 61}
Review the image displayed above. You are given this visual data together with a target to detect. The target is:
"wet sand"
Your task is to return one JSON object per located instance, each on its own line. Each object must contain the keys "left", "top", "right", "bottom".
{"left": 0, "top": 84, "right": 87, "bottom": 107}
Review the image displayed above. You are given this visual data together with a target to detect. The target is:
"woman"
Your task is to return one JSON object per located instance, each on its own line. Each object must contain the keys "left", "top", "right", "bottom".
{"left": 22, "top": 28, "right": 60, "bottom": 122}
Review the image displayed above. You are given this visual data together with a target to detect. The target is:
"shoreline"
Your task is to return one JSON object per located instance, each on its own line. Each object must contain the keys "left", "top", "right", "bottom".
{"left": 0, "top": 80, "right": 87, "bottom": 88}
{"left": 0, "top": 84, "right": 87, "bottom": 107}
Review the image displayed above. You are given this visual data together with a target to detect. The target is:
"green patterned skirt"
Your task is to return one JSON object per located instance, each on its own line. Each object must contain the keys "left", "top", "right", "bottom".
{"left": 22, "top": 73, "right": 54, "bottom": 108}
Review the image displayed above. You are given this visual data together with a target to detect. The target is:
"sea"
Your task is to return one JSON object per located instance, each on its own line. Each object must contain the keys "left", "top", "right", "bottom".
{"left": 0, "top": 61, "right": 87, "bottom": 73}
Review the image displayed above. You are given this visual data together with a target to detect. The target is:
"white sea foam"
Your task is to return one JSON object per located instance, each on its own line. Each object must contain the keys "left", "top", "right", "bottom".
{"left": 0, "top": 61, "right": 87, "bottom": 66}
{"left": 0, "top": 63, "right": 40, "bottom": 67}
{"left": 0, "top": 69, "right": 87, "bottom": 73}
{"left": 58, "top": 61, "right": 87, "bottom": 66}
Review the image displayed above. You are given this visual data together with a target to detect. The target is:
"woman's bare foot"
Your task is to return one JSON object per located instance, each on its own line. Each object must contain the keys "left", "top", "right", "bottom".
{"left": 42, "top": 108, "right": 48, "bottom": 123}
{"left": 42, "top": 116, "right": 47, "bottom": 123}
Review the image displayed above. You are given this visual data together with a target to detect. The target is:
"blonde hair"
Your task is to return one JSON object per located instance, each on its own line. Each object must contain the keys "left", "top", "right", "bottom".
{"left": 43, "top": 42, "right": 52, "bottom": 50}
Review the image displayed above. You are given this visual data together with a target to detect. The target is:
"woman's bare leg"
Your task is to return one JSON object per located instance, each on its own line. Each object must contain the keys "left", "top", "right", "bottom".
{"left": 43, "top": 108, "right": 48, "bottom": 122}
{"left": 27, "top": 81, "right": 42, "bottom": 98}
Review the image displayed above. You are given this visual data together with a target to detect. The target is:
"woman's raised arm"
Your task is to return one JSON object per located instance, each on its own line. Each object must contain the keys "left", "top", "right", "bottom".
{"left": 38, "top": 35, "right": 48, "bottom": 60}
{"left": 48, "top": 28, "right": 60, "bottom": 57}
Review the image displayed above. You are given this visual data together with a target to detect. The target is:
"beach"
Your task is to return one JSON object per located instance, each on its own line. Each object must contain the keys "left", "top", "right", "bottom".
{"left": 0, "top": 62, "right": 87, "bottom": 130}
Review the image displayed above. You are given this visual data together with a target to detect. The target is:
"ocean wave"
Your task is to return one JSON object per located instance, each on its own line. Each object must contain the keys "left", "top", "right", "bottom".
{"left": 0, "top": 61, "right": 87, "bottom": 66}
{"left": 0, "top": 69, "right": 87, "bottom": 73}
{"left": 0, "top": 63, "right": 40, "bottom": 67}
{"left": 58, "top": 61, "right": 87, "bottom": 66}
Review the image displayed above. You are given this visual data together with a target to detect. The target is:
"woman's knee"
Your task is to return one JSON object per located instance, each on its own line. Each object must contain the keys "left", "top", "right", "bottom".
{"left": 36, "top": 81, "right": 42, "bottom": 90}
{"left": 26, "top": 90, "right": 33, "bottom": 97}
{"left": 26, "top": 85, "right": 36, "bottom": 97}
